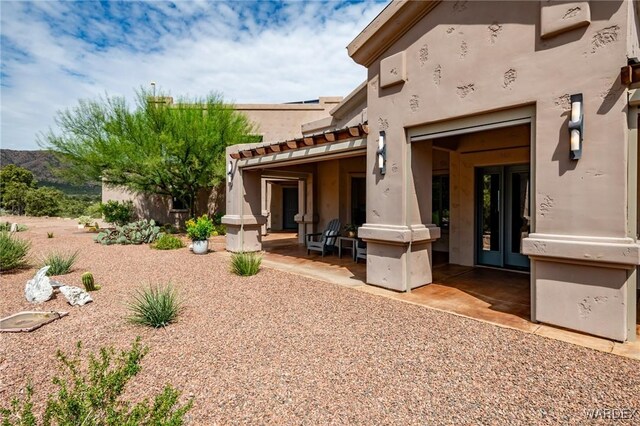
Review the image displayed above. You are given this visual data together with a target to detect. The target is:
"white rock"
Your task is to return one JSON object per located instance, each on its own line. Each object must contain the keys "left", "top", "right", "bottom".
{"left": 49, "top": 279, "right": 65, "bottom": 288}
{"left": 25, "top": 266, "right": 54, "bottom": 303}
{"left": 59, "top": 285, "right": 93, "bottom": 306}
{"left": 9, "top": 223, "right": 18, "bottom": 233}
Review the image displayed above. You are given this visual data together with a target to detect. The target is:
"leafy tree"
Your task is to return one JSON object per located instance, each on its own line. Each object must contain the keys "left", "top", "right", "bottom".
{"left": 2, "top": 182, "right": 30, "bottom": 215}
{"left": 0, "top": 164, "right": 36, "bottom": 192}
{"left": 41, "top": 88, "right": 255, "bottom": 216}
{"left": 25, "top": 187, "right": 63, "bottom": 217}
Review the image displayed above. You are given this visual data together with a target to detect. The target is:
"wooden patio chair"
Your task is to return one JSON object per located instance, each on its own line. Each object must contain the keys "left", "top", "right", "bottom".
{"left": 306, "top": 219, "right": 341, "bottom": 257}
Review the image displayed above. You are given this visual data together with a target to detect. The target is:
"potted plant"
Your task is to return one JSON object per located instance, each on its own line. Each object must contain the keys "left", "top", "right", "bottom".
{"left": 185, "top": 215, "right": 215, "bottom": 254}
{"left": 344, "top": 224, "right": 358, "bottom": 238}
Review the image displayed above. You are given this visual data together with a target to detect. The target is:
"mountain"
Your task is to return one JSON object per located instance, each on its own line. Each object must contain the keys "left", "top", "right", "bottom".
{"left": 0, "top": 149, "right": 100, "bottom": 196}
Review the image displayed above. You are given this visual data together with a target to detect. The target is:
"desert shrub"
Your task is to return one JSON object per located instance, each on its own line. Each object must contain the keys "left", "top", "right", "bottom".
{"left": 47, "top": 232, "right": 54, "bottom": 238}
{"left": 85, "top": 201, "right": 103, "bottom": 218}
{"left": 0, "top": 232, "right": 30, "bottom": 272}
{"left": 231, "top": 252, "right": 262, "bottom": 276}
{"left": 0, "top": 222, "right": 27, "bottom": 232}
{"left": 24, "top": 187, "right": 64, "bottom": 217}
{"left": 77, "top": 215, "right": 93, "bottom": 226}
{"left": 213, "top": 224, "right": 226, "bottom": 236}
{"left": 100, "top": 200, "right": 134, "bottom": 226}
{"left": 128, "top": 284, "right": 181, "bottom": 328}
{"left": 0, "top": 338, "right": 193, "bottom": 425}
{"left": 42, "top": 251, "right": 78, "bottom": 276}
{"left": 95, "top": 219, "right": 161, "bottom": 245}
{"left": 152, "top": 234, "right": 185, "bottom": 250}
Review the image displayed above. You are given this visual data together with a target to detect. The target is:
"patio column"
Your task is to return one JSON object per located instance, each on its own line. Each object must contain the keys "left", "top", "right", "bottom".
{"left": 294, "top": 173, "right": 315, "bottom": 245}
{"left": 222, "top": 154, "right": 267, "bottom": 252}
{"left": 358, "top": 128, "right": 440, "bottom": 292}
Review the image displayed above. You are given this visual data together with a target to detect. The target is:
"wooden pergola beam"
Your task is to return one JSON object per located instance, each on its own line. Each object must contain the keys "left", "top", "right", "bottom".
{"left": 286, "top": 140, "right": 298, "bottom": 149}
{"left": 324, "top": 132, "right": 336, "bottom": 142}
{"left": 348, "top": 126, "right": 360, "bottom": 137}
{"left": 255, "top": 147, "right": 266, "bottom": 155}
{"left": 303, "top": 137, "right": 314, "bottom": 146}
{"left": 229, "top": 152, "right": 241, "bottom": 160}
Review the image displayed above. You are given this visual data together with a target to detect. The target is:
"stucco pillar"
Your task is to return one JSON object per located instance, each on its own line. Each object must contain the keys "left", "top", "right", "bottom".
{"left": 222, "top": 154, "right": 267, "bottom": 252}
{"left": 294, "top": 173, "right": 316, "bottom": 244}
{"left": 358, "top": 129, "right": 440, "bottom": 292}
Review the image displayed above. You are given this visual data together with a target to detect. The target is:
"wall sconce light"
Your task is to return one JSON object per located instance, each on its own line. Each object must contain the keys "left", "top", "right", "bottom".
{"left": 568, "top": 93, "right": 583, "bottom": 160}
{"left": 227, "top": 160, "right": 233, "bottom": 183}
{"left": 377, "top": 131, "right": 386, "bottom": 175}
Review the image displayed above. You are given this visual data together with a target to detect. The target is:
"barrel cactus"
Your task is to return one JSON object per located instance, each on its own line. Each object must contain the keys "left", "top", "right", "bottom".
{"left": 82, "top": 272, "right": 100, "bottom": 291}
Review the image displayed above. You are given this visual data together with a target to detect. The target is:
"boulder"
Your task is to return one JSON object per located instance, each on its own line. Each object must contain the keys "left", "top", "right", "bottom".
{"left": 25, "top": 266, "right": 54, "bottom": 303}
{"left": 59, "top": 285, "right": 93, "bottom": 306}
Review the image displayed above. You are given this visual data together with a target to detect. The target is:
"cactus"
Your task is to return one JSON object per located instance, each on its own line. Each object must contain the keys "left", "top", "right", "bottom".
{"left": 81, "top": 272, "right": 100, "bottom": 291}
{"left": 94, "top": 220, "right": 162, "bottom": 245}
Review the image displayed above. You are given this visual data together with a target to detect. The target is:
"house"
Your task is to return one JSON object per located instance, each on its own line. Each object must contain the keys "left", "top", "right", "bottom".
{"left": 102, "top": 97, "right": 342, "bottom": 226}
{"left": 224, "top": 0, "right": 640, "bottom": 343}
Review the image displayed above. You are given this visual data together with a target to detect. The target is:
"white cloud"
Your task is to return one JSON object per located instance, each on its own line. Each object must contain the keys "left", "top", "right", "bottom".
{"left": 0, "top": 0, "right": 386, "bottom": 150}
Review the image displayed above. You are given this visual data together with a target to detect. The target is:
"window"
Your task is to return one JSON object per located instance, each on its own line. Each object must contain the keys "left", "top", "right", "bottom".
{"left": 351, "top": 177, "right": 366, "bottom": 227}
{"left": 432, "top": 175, "right": 449, "bottom": 229}
{"left": 171, "top": 197, "right": 188, "bottom": 211}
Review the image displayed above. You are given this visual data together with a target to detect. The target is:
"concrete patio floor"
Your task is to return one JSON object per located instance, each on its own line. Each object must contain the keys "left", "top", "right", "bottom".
{"left": 258, "top": 232, "right": 640, "bottom": 360}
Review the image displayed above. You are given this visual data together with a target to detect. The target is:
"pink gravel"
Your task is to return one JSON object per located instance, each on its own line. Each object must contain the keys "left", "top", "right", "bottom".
{"left": 1, "top": 216, "right": 639, "bottom": 425}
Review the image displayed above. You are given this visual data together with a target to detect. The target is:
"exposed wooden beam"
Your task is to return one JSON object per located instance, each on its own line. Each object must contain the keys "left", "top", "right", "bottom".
{"left": 270, "top": 144, "right": 281, "bottom": 152}
{"left": 303, "top": 137, "right": 314, "bottom": 146}
{"left": 229, "top": 152, "right": 241, "bottom": 160}
{"left": 348, "top": 126, "right": 360, "bottom": 137}
{"left": 286, "top": 140, "right": 298, "bottom": 149}
{"left": 324, "top": 132, "right": 336, "bottom": 142}
{"left": 255, "top": 147, "right": 266, "bottom": 155}
{"left": 361, "top": 124, "right": 369, "bottom": 135}
{"left": 241, "top": 150, "right": 253, "bottom": 158}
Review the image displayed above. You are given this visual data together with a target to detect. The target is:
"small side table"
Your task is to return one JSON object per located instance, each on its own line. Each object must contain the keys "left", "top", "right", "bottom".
{"left": 337, "top": 237, "right": 357, "bottom": 260}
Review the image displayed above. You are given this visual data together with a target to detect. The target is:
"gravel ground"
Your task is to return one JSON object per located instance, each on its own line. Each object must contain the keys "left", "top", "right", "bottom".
{"left": 1, "top": 216, "right": 639, "bottom": 425}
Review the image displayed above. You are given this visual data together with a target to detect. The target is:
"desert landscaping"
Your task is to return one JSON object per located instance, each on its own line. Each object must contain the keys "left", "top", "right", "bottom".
{"left": 1, "top": 216, "right": 639, "bottom": 424}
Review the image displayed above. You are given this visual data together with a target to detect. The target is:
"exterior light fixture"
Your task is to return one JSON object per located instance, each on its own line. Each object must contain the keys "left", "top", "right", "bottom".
{"left": 377, "top": 131, "right": 386, "bottom": 175}
{"left": 227, "top": 160, "right": 233, "bottom": 183}
{"left": 568, "top": 94, "right": 583, "bottom": 160}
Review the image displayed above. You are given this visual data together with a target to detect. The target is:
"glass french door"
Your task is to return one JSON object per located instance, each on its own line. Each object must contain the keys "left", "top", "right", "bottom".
{"left": 476, "top": 165, "right": 530, "bottom": 270}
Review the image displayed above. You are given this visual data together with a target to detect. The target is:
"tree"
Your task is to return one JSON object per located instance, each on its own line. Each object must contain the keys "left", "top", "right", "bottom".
{"left": 25, "top": 187, "right": 63, "bottom": 217}
{"left": 41, "top": 88, "right": 255, "bottom": 216}
{"left": 0, "top": 165, "right": 36, "bottom": 214}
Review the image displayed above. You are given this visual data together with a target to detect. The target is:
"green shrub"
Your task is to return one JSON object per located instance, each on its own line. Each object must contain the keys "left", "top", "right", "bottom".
{"left": 76, "top": 215, "right": 93, "bottom": 226}
{"left": 185, "top": 215, "right": 214, "bottom": 241}
{"left": 231, "top": 252, "right": 262, "bottom": 276}
{"left": 85, "top": 201, "right": 103, "bottom": 218}
{"left": 100, "top": 200, "right": 134, "bottom": 225}
{"left": 128, "top": 284, "right": 181, "bottom": 328}
{"left": 213, "top": 224, "right": 226, "bottom": 236}
{"left": 0, "top": 339, "right": 193, "bottom": 425}
{"left": 95, "top": 219, "right": 161, "bottom": 245}
{"left": 0, "top": 222, "right": 27, "bottom": 232}
{"left": 152, "top": 234, "right": 185, "bottom": 250}
{"left": 0, "top": 232, "right": 30, "bottom": 272}
{"left": 25, "top": 187, "right": 64, "bottom": 217}
{"left": 58, "top": 195, "right": 97, "bottom": 218}
{"left": 42, "top": 251, "right": 79, "bottom": 276}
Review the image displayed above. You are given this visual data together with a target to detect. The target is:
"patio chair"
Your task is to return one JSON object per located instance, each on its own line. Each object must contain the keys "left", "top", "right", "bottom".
{"left": 306, "top": 219, "right": 341, "bottom": 257}
{"left": 355, "top": 239, "right": 367, "bottom": 263}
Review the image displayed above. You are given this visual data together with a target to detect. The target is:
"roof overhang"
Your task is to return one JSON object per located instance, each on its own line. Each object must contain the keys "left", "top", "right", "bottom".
{"left": 347, "top": 0, "right": 440, "bottom": 67}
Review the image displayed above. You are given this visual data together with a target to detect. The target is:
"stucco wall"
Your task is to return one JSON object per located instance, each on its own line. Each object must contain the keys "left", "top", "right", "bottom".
{"left": 238, "top": 97, "right": 341, "bottom": 143}
{"left": 366, "top": 0, "right": 629, "bottom": 238}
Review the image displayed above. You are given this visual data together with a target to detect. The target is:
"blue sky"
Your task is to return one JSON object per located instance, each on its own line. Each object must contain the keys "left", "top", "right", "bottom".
{"left": 0, "top": 0, "right": 386, "bottom": 150}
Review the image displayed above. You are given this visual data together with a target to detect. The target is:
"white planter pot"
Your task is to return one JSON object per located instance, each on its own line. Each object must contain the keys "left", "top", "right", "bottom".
{"left": 192, "top": 240, "right": 209, "bottom": 254}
